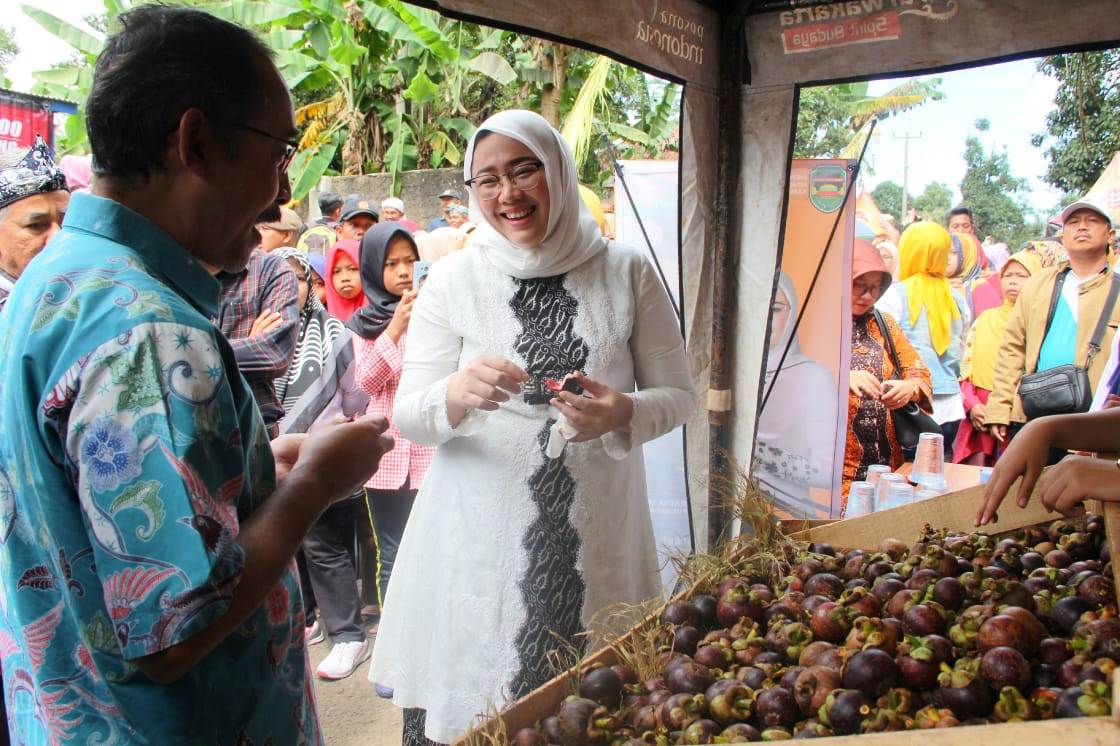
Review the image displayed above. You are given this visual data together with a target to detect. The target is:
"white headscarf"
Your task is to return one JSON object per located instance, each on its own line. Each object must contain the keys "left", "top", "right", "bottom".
{"left": 463, "top": 110, "right": 608, "bottom": 279}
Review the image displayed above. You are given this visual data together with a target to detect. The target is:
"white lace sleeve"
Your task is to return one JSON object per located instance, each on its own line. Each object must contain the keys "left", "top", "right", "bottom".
{"left": 392, "top": 263, "right": 491, "bottom": 447}
{"left": 602, "top": 255, "right": 696, "bottom": 459}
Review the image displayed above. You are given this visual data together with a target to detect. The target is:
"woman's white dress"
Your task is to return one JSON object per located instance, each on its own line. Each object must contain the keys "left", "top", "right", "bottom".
{"left": 369, "top": 241, "right": 695, "bottom": 743}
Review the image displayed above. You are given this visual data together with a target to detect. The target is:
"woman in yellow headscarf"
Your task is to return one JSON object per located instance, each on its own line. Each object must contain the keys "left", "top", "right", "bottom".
{"left": 952, "top": 251, "right": 1041, "bottom": 465}
{"left": 876, "top": 221, "right": 972, "bottom": 450}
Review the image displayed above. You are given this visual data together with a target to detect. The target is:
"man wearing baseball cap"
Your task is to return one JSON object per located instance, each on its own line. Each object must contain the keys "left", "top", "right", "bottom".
{"left": 336, "top": 195, "right": 378, "bottom": 241}
{"left": 986, "top": 198, "right": 1119, "bottom": 442}
{"left": 256, "top": 205, "right": 303, "bottom": 252}
{"left": 426, "top": 187, "right": 461, "bottom": 231}
{"left": 0, "top": 135, "right": 69, "bottom": 310}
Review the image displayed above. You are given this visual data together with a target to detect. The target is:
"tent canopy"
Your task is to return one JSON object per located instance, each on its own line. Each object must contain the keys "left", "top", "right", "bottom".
{"left": 416, "top": 0, "right": 1120, "bottom": 548}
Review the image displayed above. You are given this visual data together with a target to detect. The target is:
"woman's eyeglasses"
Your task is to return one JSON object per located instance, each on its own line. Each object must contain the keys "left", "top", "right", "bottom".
{"left": 853, "top": 281, "right": 883, "bottom": 299}
{"left": 465, "top": 161, "right": 543, "bottom": 201}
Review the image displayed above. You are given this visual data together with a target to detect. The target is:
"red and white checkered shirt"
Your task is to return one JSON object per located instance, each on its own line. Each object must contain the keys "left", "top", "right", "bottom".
{"left": 354, "top": 332, "right": 435, "bottom": 490}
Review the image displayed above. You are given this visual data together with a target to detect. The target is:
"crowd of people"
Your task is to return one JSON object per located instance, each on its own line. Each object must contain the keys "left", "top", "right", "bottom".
{"left": 0, "top": 6, "right": 1118, "bottom": 746}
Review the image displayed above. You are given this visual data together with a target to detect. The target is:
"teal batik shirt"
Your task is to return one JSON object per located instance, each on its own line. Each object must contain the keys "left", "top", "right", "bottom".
{"left": 0, "top": 193, "right": 321, "bottom": 745}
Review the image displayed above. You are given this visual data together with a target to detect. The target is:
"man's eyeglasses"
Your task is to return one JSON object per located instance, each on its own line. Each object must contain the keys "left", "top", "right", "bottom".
{"left": 464, "top": 161, "right": 544, "bottom": 201}
{"left": 215, "top": 118, "right": 299, "bottom": 171}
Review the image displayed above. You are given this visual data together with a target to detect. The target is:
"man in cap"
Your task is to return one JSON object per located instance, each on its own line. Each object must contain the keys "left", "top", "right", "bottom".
{"left": 426, "top": 187, "right": 461, "bottom": 231}
{"left": 314, "top": 190, "right": 342, "bottom": 227}
{"left": 0, "top": 135, "right": 69, "bottom": 310}
{"left": 446, "top": 203, "right": 470, "bottom": 230}
{"left": 986, "top": 198, "right": 1119, "bottom": 443}
{"left": 336, "top": 195, "right": 378, "bottom": 241}
{"left": 0, "top": 7, "right": 391, "bottom": 743}
{"left": 381, "top": 196, "right": 418, "bottom": 232}
{"left": 256, "top": 204, "right": 303, "bottom": 251}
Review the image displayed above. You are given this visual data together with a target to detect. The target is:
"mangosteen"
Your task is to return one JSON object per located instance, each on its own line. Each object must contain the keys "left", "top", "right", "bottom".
{"left": 932, "top": 577, "right": 965, "bottom": 611}
{"left": 667, "top": 659, "right": 715, "bottom": 694}
{"left": 864, "top": 561, "right": 895, "bottom": 583}
{"left": 705, "top": 680, "right": 755, "bottom": 725}
{"left": 879, "top": 538, "right": 908, "bottom": 561}
{"left": 794, "top": 665, "right": 842, "bottom": 717}
{"left": 978, "top": 613, "right": 1033, "bottom": 655}
{"left": 512, "top": 727, "right": 547, "bottom": 746}
{"left": 949, "top": 604, "right": 995, "bottom": 650}
{"left": 839, "top": 586, "right": 882, "bottom": 618}
{"left": 1050, "top": 596, "right": 1094, "bottom": 635}
{"left": 979, "top": 646, "right": 1031, "bottom": 692}
{"left": 809, "top": 602, "right": 850, "bottom": 643}
{"left": 1055, "top": 681, "right": 1113, "bottom": 718}
{"left": 991, "top": 686, "right": 1037, "bottom": 722}
{"left": 553, "top": 697, "right": 616, "bottom": 745}
{"left": 902, "top": 603, "right": 946, "bottom": 637}
{"left": 818, "top": 689, "right": 869, "bottom": 736}
{"left": 719, "top": 723, "right": 761, "bottom": 742}
{"left": 844, "top": 616, "right": 899, "bottom": 655}
{"left": 780, "top": 666, "right": 806, "bottom": 691}
{"left": 1000, "top": 606, "right": 1046, "bottom": 654}
{"left": 841, "top": 552, "right": 866, "bottom": 581}
{"left": 694, "top": 642, "right": 734, "bottom": 671}
{"left": 1075, "top": 617, "right": 1120, "bottom": 662}
{"left": 796, "top": 558, "right": 826, "bottom": 582}
{"left": 792, "top": 721, "right": 831, "bottom": 738}
{"left": 801, "top": 594, "right": 831, "bottom": 618}
{"left": 657, "top": 692, "right": 706, "bottom": 730}
{"left": 1032, "top": 663, "right": 1060, "bottom": 688}
{"left": 844, "top": 578, "right": 869, "bottom": 591}
{"left": 804, "top": 573, "right": 844, "bottom": 599}
{"left": 691, "top": 593, "right": 720, "bottom": 629}
{"left": 885, "top": 589, "right": 920, "bottom": 618}
{"left": 680, "top": 718, "right": 722, "bottom": 744}
{"left": 913, "top": 704, "right": 960, "bottom": 729}
{"left": 736, "top": 666, "right": 768, "bottom": 690}
{"left": 673, "top": 625, "right": 703, "bottom": 656}
{"left": 664, "top": 599, "right": 702, "bottom": 627}
{"left": 718, "top": 585, "right": 767, "bottom": 628}
{"left": 580, "top": 667, "right": 623, "bottom": 707}
{"left": 906, "top": 569, "right": 941, "bottom": 593}
{"left": 1020, "top": 552, "right": 1045, "bottom": 572}
{"left": 937, "top": 659, "right": 992, "bottom": 720}
{"left": 755, "top": 686, "right": 799, "bottom": 728}
{"left": 842, "top": 648, "right": 897, "bottom": 699}
{"left": 753, "top": 651, "right": 782, "bottom": 666}
{"left": 798, "top": 641, "right": 842, "bottom": 671}
{"left": 896, "top": 638, "right": 942, "bottom": 690}
{"left": 1046, "top": 549, "right": 1072, "bottom": 569}
{"left": 759, "top": 727, "right": 793, "bottom": 740}
{"left": 1030, "top": 686, "right": 1061, "bottom": 719}
{"left": 1058, "top": 657, "right": 1086, "bottom": 689}
{"left": 871, "top": 577, "right": 905, "bottom": 605}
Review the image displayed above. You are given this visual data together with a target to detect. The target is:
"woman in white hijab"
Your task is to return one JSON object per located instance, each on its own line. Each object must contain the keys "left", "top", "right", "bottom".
{"left": 753, "top": 272, "right": 839, "bottom": 517}
{"left": 369, "top": 110, "right": 695, "bottom": 744}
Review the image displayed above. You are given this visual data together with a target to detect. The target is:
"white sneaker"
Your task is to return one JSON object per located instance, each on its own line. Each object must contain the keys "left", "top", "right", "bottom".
{"left": 315, "top": 640, "right": 371, "bottom": 680}
{"left": 305, "top": 619, "right": 324, "bottom": 645}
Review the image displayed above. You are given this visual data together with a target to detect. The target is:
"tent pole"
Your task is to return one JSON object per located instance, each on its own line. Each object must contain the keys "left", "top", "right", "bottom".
{"left": 708, "top": 8, "right": 749, "bottom": 549}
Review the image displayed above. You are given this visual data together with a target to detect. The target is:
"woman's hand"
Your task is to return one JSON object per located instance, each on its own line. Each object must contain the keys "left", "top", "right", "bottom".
{"left": 968, "top": 402, "right": 988, "bottom": 430}
{"left": 976, "top": 416, "right": 1057, "bottom": 525}
{"left": 1034, "top": 454, "right": 1120, "bottom": 516}
{"left": 446, "top": 355, "right": 529, "bottom": 427}
{"left": 849, "top": 369, "right": 881, "bottom": 399}
{"left": 880, "top": 379, "right": 917, "bottom": 410}
{"left": 386, "top": 290, "right": 418, "bottom": 343}
{"left": 249, "top": 308, "right": 283, "bottom": 337}
{"left": 550, "top": 371, "right": 634, "bottom": 443}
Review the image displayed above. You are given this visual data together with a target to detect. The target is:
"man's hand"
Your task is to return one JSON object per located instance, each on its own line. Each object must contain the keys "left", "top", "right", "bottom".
{"left": 1034, "top": 454, "right": 1120, "bottom": 516}
{"left": 294, "top": 416, "right": 394, "bottom": 504}
{"left": 849, "top": 369, "right": 881, "bottom": 399}
{"left": 976, "top": 417, "right": 1055, "bottom": 525}
{"left": 550, "top": 371, "right": 634, "bottom": 443}
{"left": 270, "top": 434, "right": 306, "bottom": 481}
{"left": 249, "top": 308, "right": 283, "bottom": 337}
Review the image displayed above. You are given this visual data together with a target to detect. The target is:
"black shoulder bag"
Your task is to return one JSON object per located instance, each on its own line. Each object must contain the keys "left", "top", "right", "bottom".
{"left": 871, "top": 309, "right": 940, "bottom": 449}
{"left": 1019, "top": 269, "right": 1120, "bottom": 420}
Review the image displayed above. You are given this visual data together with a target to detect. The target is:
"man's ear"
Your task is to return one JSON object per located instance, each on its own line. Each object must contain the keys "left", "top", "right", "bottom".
{"left": 175, "top": 108, "right": 215, "bottom": 178}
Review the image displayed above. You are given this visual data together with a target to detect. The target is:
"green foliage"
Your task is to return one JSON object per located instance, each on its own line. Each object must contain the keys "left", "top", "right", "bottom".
{"left": 959, "top": 123, "right": 1033, "bottom": 247}
{"left": 871, "top": 181, "right": 911, "bottom": 226}
{"left": 0, "top": 24, "right": 18, "bottom": 87}
{"left": 1032, "top": 51, "right": 1120, "bottom": 196}
{"left": 795, "top": 78, "right": 943, "bottom": 159}
{"left": 20, "top": 0, "right": 679, "bottom": 199}
{"left": 913, "top": 182, "right": 953, "bottom": 226}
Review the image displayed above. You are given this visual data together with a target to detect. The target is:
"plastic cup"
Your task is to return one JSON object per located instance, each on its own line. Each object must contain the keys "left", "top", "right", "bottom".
{"left": 846, "top": 481, "right": 875, "bottom": 518}
{"left": 881, "top": 481, "right": 915, "bottom": 511}
{"left": 865, "top": 464, "right": 891, "bottom": 487}
{"left": 876, "top": 473, "right": 906, "bottom": 507}
{"left": 912, "top": 432, "right": 945, "bottom": 484}
{"left": 979, "top": 467, "right": 993, "bottom": 485}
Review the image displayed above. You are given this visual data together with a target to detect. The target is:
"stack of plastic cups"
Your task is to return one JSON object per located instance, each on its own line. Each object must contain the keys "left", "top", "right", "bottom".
{"left": 881, "top": 481, "right": 915, "bottom": 511}
{"left": 876, "top": 473, "right": 906, "bottom": 508}
{"left": 865, "top": 464, "right": 891, "bottom": 487}
{"left": 846, "top": 481, "right": 875, "bottom": 518}
{"left": 911, "top": 432, "right": 949, "bottom": 493}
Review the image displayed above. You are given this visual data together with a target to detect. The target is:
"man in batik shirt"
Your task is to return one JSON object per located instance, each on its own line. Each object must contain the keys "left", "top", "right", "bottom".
{"left": 0, "top": 7, "right": 392, "bottom": 744}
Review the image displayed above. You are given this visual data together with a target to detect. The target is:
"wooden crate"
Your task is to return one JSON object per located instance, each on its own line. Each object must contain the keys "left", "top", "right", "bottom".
{"left": 456, "top": 480, "right": 1120, "bottom": 745}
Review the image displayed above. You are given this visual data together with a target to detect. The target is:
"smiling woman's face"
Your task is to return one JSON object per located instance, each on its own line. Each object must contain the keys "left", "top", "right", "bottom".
{"left": 469, "top": 133, "right": 550, "bottom": 248}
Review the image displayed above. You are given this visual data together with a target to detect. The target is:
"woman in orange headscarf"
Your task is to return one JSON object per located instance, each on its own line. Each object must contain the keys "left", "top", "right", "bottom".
{"left": 952, "top": 251, "right": 1042, "bottom": 465}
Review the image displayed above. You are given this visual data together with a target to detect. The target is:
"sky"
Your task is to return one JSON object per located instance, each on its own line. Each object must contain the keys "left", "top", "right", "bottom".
{"left": 6, "top": 3, "right": 1067, "bottom": 215}
{"left": 838, "top": 60, "right": 1064, "bottom": 215}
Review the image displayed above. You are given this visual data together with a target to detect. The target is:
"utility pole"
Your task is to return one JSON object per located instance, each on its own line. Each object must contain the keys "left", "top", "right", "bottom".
{"left": 893, "top": 131, "right": 922, "bottom": 221}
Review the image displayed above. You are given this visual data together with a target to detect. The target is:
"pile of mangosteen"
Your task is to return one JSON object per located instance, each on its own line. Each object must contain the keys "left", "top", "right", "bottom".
{"left": 513, "top": 515, "right": 1116, "bottom": 744}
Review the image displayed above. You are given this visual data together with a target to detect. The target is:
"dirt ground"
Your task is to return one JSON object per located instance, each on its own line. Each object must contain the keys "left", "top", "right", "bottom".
{"left": 309, "top": 633, "right": 403, "bottom": 746}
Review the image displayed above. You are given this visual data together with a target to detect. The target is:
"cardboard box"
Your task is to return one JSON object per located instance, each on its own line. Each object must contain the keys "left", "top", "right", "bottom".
{"left": 456, "top": 480, "right": 1120, "bottom": 744}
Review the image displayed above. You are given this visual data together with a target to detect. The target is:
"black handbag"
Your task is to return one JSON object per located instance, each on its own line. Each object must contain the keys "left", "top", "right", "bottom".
{"left": 872, "top": 309, "right": 940, "bottom": 449}
{"left": 1019, "top": 269, "right": 1120, "bottom": 420}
